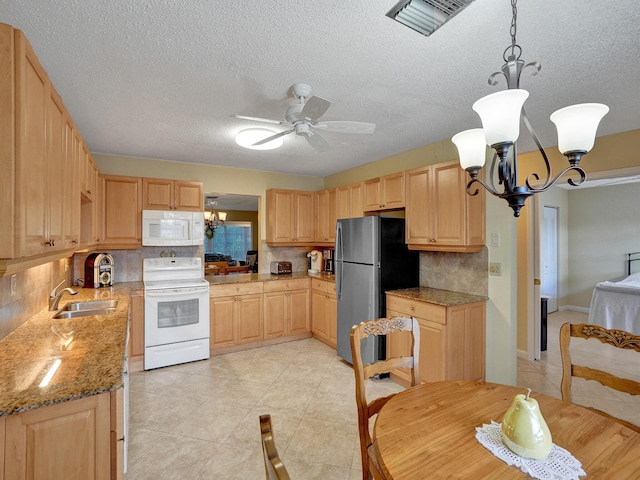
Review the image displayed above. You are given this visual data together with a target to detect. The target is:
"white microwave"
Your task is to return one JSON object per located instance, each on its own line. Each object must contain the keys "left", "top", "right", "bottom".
{"left": 142, "top": 210, "right": 204, "bottom": 246}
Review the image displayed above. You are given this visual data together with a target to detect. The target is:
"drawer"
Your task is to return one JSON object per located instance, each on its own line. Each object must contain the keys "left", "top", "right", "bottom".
{"left": 327, "top": 281, "right": 336, "bottom": 295}
{"left": 210, "top": 282, "right": 264, "bottom": 297}
{"left": 386, "top": 294, "right": 447, "bottom": 325}
{"left": 311, "top": 278, "right": 328, "bottom": 292}
{"left": 263, "top": 277, "right": 309, "bottom": 293}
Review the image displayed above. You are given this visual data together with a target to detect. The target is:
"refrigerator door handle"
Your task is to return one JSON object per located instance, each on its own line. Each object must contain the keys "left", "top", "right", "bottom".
{"left": 336, "top": 222, "right": 343, "bottom": 300}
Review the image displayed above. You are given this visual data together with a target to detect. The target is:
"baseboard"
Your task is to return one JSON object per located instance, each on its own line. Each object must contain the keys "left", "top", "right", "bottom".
{"left": 558, "top": 305, "right": 590, "bottom": 314}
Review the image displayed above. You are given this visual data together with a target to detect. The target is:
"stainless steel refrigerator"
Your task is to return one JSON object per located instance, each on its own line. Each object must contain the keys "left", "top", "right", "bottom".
{"left": 335, "top": 216, "right": 419, "bottom": 364}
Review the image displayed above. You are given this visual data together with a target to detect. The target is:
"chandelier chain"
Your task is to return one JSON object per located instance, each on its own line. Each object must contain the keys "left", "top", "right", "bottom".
{"left": 504, "top": 0, "right": 522, "bottom": 62}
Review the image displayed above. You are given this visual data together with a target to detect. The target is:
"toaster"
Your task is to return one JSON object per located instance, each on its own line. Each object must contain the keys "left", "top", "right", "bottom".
{"left": 270, "top": 261, "right": 292, "bottom": 275}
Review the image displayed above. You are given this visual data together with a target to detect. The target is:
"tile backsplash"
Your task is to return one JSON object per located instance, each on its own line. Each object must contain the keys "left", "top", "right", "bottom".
{"left": 419, "top": 247, "right": 488, "bottom": 296}
{"left": 1, "top": 245, "right": 488, "bottom": 340}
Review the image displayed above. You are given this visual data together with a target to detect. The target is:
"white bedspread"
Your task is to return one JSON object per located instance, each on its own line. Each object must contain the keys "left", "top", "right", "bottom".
{"left": 588, "top": 273, "right": 640, "bottom": 334}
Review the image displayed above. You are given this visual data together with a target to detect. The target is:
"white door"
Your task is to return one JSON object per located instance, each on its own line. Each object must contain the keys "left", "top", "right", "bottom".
{"left": 542, "top": 206, "right": 559, "bottom": 313}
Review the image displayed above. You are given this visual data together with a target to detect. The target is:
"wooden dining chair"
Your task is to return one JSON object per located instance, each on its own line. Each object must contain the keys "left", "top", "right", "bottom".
{"left": 350, "top": 317, "right": 421, "bottom": 480}
{"left": 260, "top": 414, "right": 291, "bottom": 480}
{"left": 560, "top": 322, "right": 640, "bottom": 433}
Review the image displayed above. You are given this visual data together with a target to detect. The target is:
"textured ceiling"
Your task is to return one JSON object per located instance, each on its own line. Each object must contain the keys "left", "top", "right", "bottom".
{"left": 2, "top": 0, "right": 639, "bottom": 177}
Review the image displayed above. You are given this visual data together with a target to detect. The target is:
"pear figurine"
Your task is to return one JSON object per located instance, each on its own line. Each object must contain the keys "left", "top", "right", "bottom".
{"left": 501, "top": 388, "right": 552, "bottom": 459}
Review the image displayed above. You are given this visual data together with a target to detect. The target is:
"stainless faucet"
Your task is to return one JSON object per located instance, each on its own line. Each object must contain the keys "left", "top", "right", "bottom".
{"left": 49, "top": 280, "right": 78, "bottom": 311}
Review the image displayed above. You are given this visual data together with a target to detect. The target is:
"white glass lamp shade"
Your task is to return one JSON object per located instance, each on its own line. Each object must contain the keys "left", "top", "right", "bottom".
{"left": 549, "top": 103, "right": 609, "bottom": 154}
{"left": 472, "top": 89, "right": 529, "bottom": 146}
{"left": 452, "top": 128, "right": 487, "bottom": 170}
{"left": 217, "top": 211, "right": 227, "bottom": 222}
{"left": 235, "top": 128, "right": 283, "bottom": 150}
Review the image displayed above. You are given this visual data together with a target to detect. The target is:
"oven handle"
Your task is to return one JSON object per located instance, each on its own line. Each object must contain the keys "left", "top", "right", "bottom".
{"left": 144, "top": 287, "right": 209, "bottom": 298}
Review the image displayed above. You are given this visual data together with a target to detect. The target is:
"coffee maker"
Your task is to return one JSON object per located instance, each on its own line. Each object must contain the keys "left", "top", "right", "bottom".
{"left": 323, "top": 248, "right": 334, "bottom": 274}
{"left": 307, "top": 250, "right": 323, "bottom": 274}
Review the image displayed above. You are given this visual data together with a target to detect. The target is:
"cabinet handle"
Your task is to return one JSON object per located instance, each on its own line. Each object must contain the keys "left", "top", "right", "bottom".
{"left": 72, "top": 239, "right": 78, "bottom": 244}
{"left": 410, "top": 305, "right": 415, "bottom": 312}
{"left": 45, "top": 240, "right": 54, "bottom": 247}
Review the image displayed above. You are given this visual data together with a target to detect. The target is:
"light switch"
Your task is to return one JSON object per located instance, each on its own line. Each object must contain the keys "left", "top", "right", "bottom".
{"left": 491, "top": 232, "right": 501, "bottom": 247}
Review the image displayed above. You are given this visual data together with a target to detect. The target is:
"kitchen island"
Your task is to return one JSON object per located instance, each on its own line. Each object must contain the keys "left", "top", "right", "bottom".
{"left": 0, "top": 283, "right": 136, "bottom": 480}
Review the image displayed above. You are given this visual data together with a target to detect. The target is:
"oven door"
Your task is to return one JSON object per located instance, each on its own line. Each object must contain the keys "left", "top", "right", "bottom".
{"left": 144, "top": 286, "right": 210, "bottom": 348}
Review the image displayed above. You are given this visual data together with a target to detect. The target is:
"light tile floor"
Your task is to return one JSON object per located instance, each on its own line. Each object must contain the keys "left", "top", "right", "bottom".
{"left": 125, "top": 310, "right": 640, "bottom": 479}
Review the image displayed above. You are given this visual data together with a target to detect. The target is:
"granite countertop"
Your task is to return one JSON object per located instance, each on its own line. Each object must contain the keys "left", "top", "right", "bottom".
{"left": 0, "top": 283, "right": 139, "bottom": 416}
{"left": 386, "top": 287, "right": 488, "bottom": 307}
{"left": 206, "top": 271, "right": 335, "bottom": 285}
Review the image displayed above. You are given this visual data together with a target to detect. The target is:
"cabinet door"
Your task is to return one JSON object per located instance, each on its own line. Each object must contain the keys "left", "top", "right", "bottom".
{"left": 174, "top": 180, "right": 203, "bottom": 211}
{"left": 363, "top": 177, "right": 382, "bottom": 211}
{"left": 349, "top": 181, "right": 364, "bottom": 218}
{"left": 381, "top": 172, "right": 405, "bottom": 209}
{"left": 102, "top": 175, "right": 142, "bottom": 245}
{"left": 432, "top": 162, "right": 466, "bottom": 246}
{"left": 311, "top": 289, "right": 328, "bottom": 339}
{"left": 288, "top": 289, "right": 310, "bottom": 335}
{"left": 293, "top": 191, "right": 315, "bottom": 243}
{"left": 264, "top": 291, "right": 287, "bottom": 339}
{"left": 237, "top": 294, "right": 263, "bottom": 343}
{"left": 142, "top": 177, "right": 173, "bottom": 210}
{"left": 314, "top": 190, "right": 329, "bottom": 242}
{"left": 47, "top": 87, "right": 65, "bottom": 251}
{"left": 129, "top": 291, "right": 144, "bottom": 362}
{"left": 5, "top": 393, "right": 111, "bottom": 480}
{"left": 327, "top": 291, "right": 337, "bottom": 345}
{"left": 210, "top": 296, "right": 237, "bottom": 347}
{"left": 14, "top": 30, "right": 48, "bottom": 257}
{"left": 336, "top": 185, "right": 350, "bottom": 220}
{"left": 405, "top": 165, "right": 433, "bottom": 245}
{"left": 63, "top": 114, "right": 79, "bottom": 247}
{"left": 266, "top": 189, "right": 293, "bottom": 243}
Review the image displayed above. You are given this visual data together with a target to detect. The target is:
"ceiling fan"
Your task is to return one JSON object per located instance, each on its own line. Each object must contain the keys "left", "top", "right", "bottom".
{"left": 234, "top": 82, "right": 376, "bottom": 152}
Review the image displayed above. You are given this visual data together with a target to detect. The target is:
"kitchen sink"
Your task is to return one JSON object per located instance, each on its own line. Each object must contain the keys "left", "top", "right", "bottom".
{"left": 53, "top": 300, "right": 118, "bottom": 319}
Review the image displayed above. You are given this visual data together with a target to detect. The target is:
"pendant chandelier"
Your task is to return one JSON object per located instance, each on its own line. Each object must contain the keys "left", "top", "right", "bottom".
{"left": 451, "top": 0, "right": 609, "bottom": 217}
{"left": 204, "top": 201, "right": 227, "bottom": 239}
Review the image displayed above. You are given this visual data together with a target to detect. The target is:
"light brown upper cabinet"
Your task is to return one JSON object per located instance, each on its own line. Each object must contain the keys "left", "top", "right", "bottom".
{"left": 315, "top": 188, "right": 337, "bottom": 244}
{"left": 0, "top": 24, "right": 95, "bottom": 264}
{"left": 363, "top": 172, "right": 405, "bottom": 211}
{"left": 336, "top": 181, "right": 364, "bottom": 220}
{"left": 102, "top": 175, "right": 142, "bottom": 247}
{"left": 266, "top": 189, "right": 314, "bottom": 245}
{"left": 142, "top": 178, "right": 204, "bottom": 211}
{"left": 405, "top": 161, "right": 485, "bottom": 253}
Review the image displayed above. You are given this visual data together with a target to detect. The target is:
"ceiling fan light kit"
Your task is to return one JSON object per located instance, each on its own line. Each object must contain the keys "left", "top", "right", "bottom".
{"left": 235, "top": 128, "right": 283, "bottom": 150}
{"left": 234, "top": 82, "right": 376, "bottom": 152}
{"left": 452, "top": 0, "right": 608, "bottom": 217}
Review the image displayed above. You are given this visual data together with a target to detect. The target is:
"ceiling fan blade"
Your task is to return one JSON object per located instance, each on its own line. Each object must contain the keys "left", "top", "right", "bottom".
{"left": 233, "top": 114, "right": 284, "bottom": 125}
{"left": 300, "top": 96, "right": 331, "bottom": 123}
{"left": 314, "top": 121, "right": 376, "bottom": 134}
{"left": 252, "top": 129, "right": 293, "bottom": 146}
{"left": 305, "top": 132, "right": 331, "bottom": 153}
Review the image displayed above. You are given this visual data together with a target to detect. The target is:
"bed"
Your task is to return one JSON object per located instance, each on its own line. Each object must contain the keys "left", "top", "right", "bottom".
{"left": 588, "top": 252, "right": 640, "bottom": 334}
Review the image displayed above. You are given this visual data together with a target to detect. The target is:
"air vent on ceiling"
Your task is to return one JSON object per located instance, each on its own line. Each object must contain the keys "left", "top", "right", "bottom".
{"left": 387, "top": 0, "right": 475, "bottom": 37}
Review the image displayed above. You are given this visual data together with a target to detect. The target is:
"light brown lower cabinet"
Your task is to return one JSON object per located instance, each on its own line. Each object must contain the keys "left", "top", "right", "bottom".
{"left": 3, "top": 390, "right": 123, "bottom": 480}
{"left": 128, "top": 291, "right": 144, "bottom": 372}
{"left": 386, "top": 293, "right": 486, "bottom": 386}
{"left": 210, "top": 282, "right": 264, "bottom": 348}
{"left": 311, "top": 278, "right": 337, "bottom": 348}
{"left": 263, "top": 278, "right": 310, "bottom": 339}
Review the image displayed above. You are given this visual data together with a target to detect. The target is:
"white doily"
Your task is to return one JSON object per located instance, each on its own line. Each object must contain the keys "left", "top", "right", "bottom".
{"left": 475, "top": 421, "right": 586, "bottom": 480}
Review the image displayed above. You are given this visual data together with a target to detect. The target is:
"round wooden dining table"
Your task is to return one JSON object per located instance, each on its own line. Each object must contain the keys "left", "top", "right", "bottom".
{"left": 373, "top": 380, "right": 640, "bottom": 479}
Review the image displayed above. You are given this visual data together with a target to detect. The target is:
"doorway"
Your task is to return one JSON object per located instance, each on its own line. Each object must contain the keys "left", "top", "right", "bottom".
{"left": 541, "top": 206, "right": 559, "bottom": 313}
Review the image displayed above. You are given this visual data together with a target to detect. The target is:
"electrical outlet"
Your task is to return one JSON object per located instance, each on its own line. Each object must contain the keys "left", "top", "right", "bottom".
{"left": 65, "top": 258, "right": 70, "bottom": 272}
{"left": 10, "top": 274, "right": 17, "bottom": 297}
{"left": 489, "top": 262, "right": 502, "bottom": 276}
